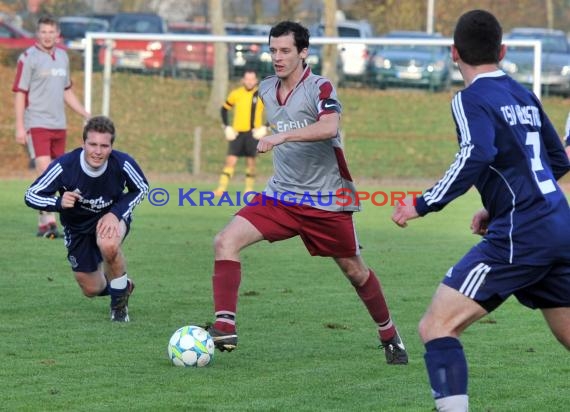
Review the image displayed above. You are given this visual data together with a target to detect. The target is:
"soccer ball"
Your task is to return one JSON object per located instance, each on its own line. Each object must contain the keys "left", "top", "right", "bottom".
{"left": 167, "top": 325, "right": 215, "bottom": 367}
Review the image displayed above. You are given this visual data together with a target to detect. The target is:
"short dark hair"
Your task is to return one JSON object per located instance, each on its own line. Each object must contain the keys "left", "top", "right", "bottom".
{"left": 83, "top": 116, "right": 116, "bottom": 143}
{"left": 243, "top": 67, "right": 258, "bottom": 76}
{"left": 37, "top": 15, "right": 58, "bottom": 29}
{"left": 453, "top": 9, "right": 502, "bottom": 65}
{"left": 269, "top": 21, "right": 310, "bottom": 53}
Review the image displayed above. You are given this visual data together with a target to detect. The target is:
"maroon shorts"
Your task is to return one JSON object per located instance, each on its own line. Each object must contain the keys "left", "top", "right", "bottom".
{"left": 236, "top": 194, "right": 360, "bottom": 258}
{"left": 28, "top": 128, "right": 66, "bottom": 159}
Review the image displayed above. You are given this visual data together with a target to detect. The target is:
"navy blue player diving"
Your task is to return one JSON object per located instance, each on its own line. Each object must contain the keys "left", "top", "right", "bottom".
{"left": 25, "top": 116, "right": 149, "bottom": 322}
{"left": 392, "top": 9, "right": 570, "bottom": 412}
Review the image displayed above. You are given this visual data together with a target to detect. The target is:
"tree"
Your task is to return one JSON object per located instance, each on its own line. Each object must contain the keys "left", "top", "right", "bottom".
{"left": 207, "top": 0, "right": 228, "bottom": 119}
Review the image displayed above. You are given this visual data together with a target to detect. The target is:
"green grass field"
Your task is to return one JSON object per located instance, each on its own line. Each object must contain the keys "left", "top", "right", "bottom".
{"left": 1, "top": 56, "right": 569, "bottom": 411}
{"left": 1, "top": 179, "right": 568, "bottom": 411}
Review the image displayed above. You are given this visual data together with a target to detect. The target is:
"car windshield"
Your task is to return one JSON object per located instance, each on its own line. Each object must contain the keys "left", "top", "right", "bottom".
{"left": 170, "top": 27, "right": 210, "bottom": 34}
{"left": 380, "top": 34, "right": 445, "bottom": 54}
{"left": 509, "top": 34, "right": 568, "bottom": 53}
{"left": 381, "top": 43, "right": 444, "bottom": 54}
{"left": 337, "top": 27, "right": 361, "bottom": 37}
{"left": 225, "top": 27, "right": 259, "bottom": 35}
{"left": 112, "top": 17, "right": 162, "bottom": 34}
{"left": 315, "top": 25, "right": 361, "bottom": 38}
{"left": 0, "top": 22, "right": 32, "bottom": 38}
{"left": 60, "top": 21, "right": 106, "bottom": 38}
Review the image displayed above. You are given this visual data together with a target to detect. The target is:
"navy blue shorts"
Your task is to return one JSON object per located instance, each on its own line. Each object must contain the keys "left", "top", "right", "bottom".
{"left": 228, "top": 131, "right": 258, "bottom": 157}
{"left": 443, "top": 243, "right": 570, "bottom": 312}
{"left": 63, "top": 223, "right": 130, "bottom": 273}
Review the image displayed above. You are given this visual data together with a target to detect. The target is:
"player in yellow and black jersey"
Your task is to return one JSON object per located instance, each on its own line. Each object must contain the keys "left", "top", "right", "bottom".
{"left": 214, "top": 69, "right": 267, "bottom": 196}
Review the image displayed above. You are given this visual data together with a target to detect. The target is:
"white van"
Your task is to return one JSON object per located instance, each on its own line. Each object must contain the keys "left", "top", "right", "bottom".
{"left": 315, "top": 20, "right": 375, "bottom": 80}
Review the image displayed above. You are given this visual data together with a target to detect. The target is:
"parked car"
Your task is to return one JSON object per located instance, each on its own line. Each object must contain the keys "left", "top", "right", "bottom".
{"left": 98, "top": 12, "right": 173, "bottom": 75}
{"left": 225, "top": 23, "right": 270, "bottom": 77}
{"left": 253, "top": 42, "right": 323, "bottom": 78}
{"left": 314, "top": 20, "right": 375, "bottom": 81}
{"left": 0, "top": 20, "right": 36, "bottom": 50}
{"left": 168, "top": 22, "right": 214, "bottom": 78}
{"left": 59, "top": 16, "right": 108, "bottom": 52}
{"left": 86, "top": 13, "right": 115, "bottom": 26}
{"left": 451, "top": 62, "right": 463, "bottom": 84}
{"left": 501, "top": 27, "right": 570, "bottom": 96}
{"left": 367, "top": 31, "right": 452, "bottom": 91}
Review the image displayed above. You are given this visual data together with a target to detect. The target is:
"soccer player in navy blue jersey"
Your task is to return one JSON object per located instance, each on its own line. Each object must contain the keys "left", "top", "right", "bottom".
{"left": 25, "top": 116, "right": 149, "bottom": 322}
{"left": 564, "top": 111, "right": 570, "bottom": 158}
{"left": 392, "top": 9, "right": 570, "bottom": 412}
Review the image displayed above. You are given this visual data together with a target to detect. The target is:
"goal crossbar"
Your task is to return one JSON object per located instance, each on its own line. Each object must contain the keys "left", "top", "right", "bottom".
{"left": 83, "top": 32, "right": 542, "bottom": 115}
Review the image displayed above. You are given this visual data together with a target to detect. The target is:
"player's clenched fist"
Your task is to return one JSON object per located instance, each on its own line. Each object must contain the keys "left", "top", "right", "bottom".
{"left": 391, "top": 196, "right": 419, "bottom": 228}
{"left": 257, "top": 133, "right": 285, "bottom": 153}
{"left": 61, "top": 190, "right": 83, "bottom": 209}
{"left": 470, "top": 208, "right": 489, "bottom": 236}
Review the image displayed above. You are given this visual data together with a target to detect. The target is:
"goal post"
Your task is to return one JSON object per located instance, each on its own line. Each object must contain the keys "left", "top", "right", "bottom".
{"left": 83, "top": 32, "right": 543, "bottom": 115}
{"left": 83, "top": 32, "right": 267, "bottom": 116}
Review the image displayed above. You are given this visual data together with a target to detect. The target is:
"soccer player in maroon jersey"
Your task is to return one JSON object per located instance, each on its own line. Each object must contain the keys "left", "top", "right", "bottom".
{"left": 208, "top": 21, "right": 408, "bottom": 365}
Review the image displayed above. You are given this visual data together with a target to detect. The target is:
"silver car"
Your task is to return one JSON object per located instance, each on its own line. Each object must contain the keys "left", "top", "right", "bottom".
{"left": 313, "top": 20, "right": 375, "bottom": 81}
{"left": 501, "top": 27, "right": 570, "bottom": 96}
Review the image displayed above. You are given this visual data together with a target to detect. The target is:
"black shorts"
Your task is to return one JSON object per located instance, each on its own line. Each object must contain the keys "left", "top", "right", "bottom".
{"left": 228, "top": 131, "right": 258, "bottom": 157}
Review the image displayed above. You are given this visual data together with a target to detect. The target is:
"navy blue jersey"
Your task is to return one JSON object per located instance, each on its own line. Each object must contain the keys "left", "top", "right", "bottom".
{"left": 415, "top": 70, "right": 570, "bottom": 264}
{"left": 25, "top": 148, "right": 149, "bottom": 233}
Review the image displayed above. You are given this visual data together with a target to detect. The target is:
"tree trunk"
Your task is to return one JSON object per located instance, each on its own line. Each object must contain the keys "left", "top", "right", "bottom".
{"left": 546, "top": 0, "right": 554, "bottom": 28}
{"left": 321, "top": 0, "right": 339, "bottom": 84}
{"left": 252, "top": 0, "right": 263, "bottom": 24}
{"left": 278, "top": 0, "right": 303, "bottom": 21}
{"left": 207, "top": 0, "right": 229, "bottom": 120}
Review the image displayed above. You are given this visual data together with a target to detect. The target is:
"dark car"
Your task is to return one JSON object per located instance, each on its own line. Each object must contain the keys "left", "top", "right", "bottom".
{"left": 252, "top": 42, "right": 324, "bottom": 78}
{"left": 86, "top": 13, "right": 115, "bottom": 26}
{"left": 501, "top": 27, "right": 570, "bottom": 96}
{"left": 367, "top": 31, "right": 452, "bottom": 91}
{"left": 59, "top": 16, "right": 108, "bottom": 52}
{"left": 246, "top": 22, "right": 345, "bottom": 81}
{"left": 98, "top": 12, "right": 173, "bottom": 75}
{"left": 225, "top": 23, "right": 270, "bottom": 77}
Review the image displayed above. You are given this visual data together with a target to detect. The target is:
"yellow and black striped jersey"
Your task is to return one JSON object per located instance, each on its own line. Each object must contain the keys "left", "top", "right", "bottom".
{"left": 222, "top": 86, "right": 265, "bottom": 132}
